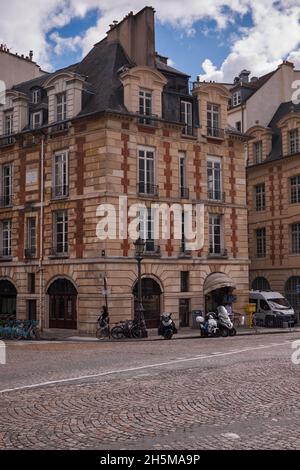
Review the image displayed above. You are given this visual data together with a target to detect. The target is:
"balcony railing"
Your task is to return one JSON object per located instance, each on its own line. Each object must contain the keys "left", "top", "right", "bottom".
{"left": 180, "top": 187, "right": 189, "bottom": 199}
{"left": 137, "top": 182, "right": 159, "bottom": 197}
{"left": 207, "top": 189, "right": 225, "bottom": 202}
{"left": 48, "top": 121, "right": 70, "bottom": 135}
{"left": 0, "top": 195, "right": 13, "bottom": 208}
{"left": 25, "top": 248, "right": 36, "bottom": 259}
{"left": 182, "top": 125, "right": 197, "bottom": 137}
{"left": 136, "top": 112, "right": 159, "bottom": 127}
{"left": 0, "top": 135, "right": 16, "bottom": 148}
{"left": 208, "top": 248, "right": 228, "bottom": 259}
{"left": 207, "top": 126, "right": 225, "bottom": 139}
{"left": 49, "top": 247, "right": 69, "bottom": 257}
{"left": 51, "top": 185, "right": 69, "bottom": 199}
{"left": 144, "top": 241, "right": 161, "bottom": 255}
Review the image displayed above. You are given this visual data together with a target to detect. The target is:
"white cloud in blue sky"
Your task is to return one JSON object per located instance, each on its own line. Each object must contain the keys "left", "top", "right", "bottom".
{"left": 1, "top": 1, "right": 300, "bottom": 81}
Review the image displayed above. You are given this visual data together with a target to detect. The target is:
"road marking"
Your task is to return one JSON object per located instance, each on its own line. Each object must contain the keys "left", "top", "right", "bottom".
{"left": 221, "top": 433, "right": 240, "bottom": 440}
{"left": 0, "top": 339, "right": 296, "bottom": 395}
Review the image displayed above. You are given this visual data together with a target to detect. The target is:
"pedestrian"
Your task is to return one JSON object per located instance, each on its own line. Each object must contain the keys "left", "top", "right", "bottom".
{"left": 98, "top": 305, "right": 109, "bottom": 327}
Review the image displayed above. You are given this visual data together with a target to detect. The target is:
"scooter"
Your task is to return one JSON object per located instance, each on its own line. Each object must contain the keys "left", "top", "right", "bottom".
{"left": 217, "top": 306, "right": 237, "bottom": 337}
{"left": 158, "top": 312, "right": 177, "bottom": 339}
{"left": 196, "top": 313, "right": 220, "bottom": 337}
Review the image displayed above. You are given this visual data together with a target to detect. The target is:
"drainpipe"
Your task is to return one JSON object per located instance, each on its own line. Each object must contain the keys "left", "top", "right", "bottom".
{"left": 39, "top": 135, "right": 45, "bottom": 331}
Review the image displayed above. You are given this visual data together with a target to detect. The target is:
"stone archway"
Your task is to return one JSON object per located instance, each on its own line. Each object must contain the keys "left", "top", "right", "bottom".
{"left": 0, "top": 279, "right": 17, "bottom": 318}
{"left": 47, "top": 278, "right": 78, "bottom": 329}
{"left": 133, "top": 277, "right": 162, "bottom": 328}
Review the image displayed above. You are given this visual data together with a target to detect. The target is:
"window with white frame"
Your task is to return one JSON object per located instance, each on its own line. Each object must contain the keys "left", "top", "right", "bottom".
{"left": 53, "top": 151, "right": 68, "bottom": 198}
{"left": 26, "top": 217, "right": 36, "bottom": 256}
{"left": 291, "top": 222, "right": 300, "bottom": 253}
{"left": 253, "top": 141, "right": 263, "bottom": 163}
{"left": 139, "top": 207, "right": 155, "bottom": 252}
{"left": 54, "top": 210, "right": 68, "bottom": 254}
{"left": 31, "top": 89, "right": 41, "bottom": 104}
{"left": 255, "top": 183, "right": 265, "bottom": 211}
{"left": 207, "top": 103, "right": 220, "bottom": 137}
{"left": 31, "top": 111, "right": 42, "bottom": 129}
{"left": 4, "top": 112, "right": 13, "bottom": 135}
{"left": 290, "top": 175, "right": 300, "bottom": 204}
{"left": 207, "top": 156, "right": 222, "bottom": 201}
{"left": 56, "top": 92, "right": 67, "bottom": 122}
{"left": 179, "top": 151, "right": 188, "bottom": 198}
{"left": 289, "top": 129, "right": 299, "bottom": 155}
{"left": 180, "top": 100, "right": 193, "bottom": 135}
{"left": 139, "top": 89, "right": 152, "bottom": 124}
{"left": 1, "top": 219, "right": 12, "bottom": 256}
{"left": 209, "top": 214, "right": 223, "bottom": 255}
{"left": 1, "top": 163, "right": 12, "bottom": 207}
{"left": 232, "top": 91, "right": 241, "bottom": 107}
{"left": 138, "top": 147, "right": 156, "bottom": 195}
{"left": 256, "top": 227, "right": 266, "bottom": 258}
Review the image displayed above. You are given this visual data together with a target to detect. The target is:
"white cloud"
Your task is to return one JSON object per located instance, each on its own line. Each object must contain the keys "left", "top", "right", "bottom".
{"left": 0, "top": 0, "right": 300, "bottom": 83}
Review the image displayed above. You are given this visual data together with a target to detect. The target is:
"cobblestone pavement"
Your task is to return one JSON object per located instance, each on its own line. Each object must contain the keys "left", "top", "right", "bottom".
{"left": 0, "top": 333, "right": 300, "bottom": 449}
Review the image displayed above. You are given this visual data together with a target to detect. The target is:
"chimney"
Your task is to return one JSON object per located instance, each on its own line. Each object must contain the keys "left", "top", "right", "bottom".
{"left": 106, "top": 7, "right": 155, "bottom": 67}
{"left": 239, "top": 69, "right": 251, "bottom": 83}
{"left": 29, "top": 50, "right": 33, "bottom": 61}
{"left": 251, "top": 76, "right": 258, "bottom": 83}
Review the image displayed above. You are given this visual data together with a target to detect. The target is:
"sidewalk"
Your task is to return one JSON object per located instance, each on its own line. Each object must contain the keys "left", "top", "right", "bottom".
{"left": 40, "top": 325, "right": 300, "bottom": 342}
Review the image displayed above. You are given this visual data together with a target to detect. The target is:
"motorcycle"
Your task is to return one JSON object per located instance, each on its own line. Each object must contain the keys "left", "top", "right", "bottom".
{"left": 217, "top": 306, "right": 237, "bottom": 337}
{"left": 158, "top": 312, "right": 177, "bottom": 340}
{"left": 196, "top": 312, "right": 220, "bottom": 337}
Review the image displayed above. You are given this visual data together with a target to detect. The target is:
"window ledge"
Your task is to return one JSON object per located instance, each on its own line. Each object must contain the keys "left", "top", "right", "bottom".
{"left": 48, "top": 253, "right": 69, "bottom": 259}
{"left": 0, "top": 256, "right": 13, "bottom": 262}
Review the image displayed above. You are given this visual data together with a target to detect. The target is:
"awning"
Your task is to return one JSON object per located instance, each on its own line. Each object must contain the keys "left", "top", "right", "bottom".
{"left": 203, "top": 273, "right": 236, "bottom": 296}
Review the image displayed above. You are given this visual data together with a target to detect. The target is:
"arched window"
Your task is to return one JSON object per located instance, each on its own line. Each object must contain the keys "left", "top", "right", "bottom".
{"left": 251, "top": 277, "right": 270, "bottom": 291}
{"left": 47, "top": 278, "right": 77, "bottom": 295}
{"left": 285, "top": 276, "right": 300, "bottom": 312}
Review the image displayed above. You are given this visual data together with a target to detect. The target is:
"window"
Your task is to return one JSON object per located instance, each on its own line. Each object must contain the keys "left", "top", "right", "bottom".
{"left": 291, "top": 222, "right": 300, "bottom": 253}
{"left": 207, "top": 103, "right": 220, "bottom": 137}
{"left": 139, "top": 89, "right": 152, "bottom": 124}
{"left": 179, "top": 151, "right": 188, "bottom": 198}
{"left": 31, "top": 111, "right": 42, "bottom": 129}
{"left": 0, "top": 219, "right": 12, "bottom": 257}
{"left": 209, "top": 214, "right": 222, "bottom": 254}
{"left": 4, "top": 113, "right": 13, "bottom": 135}
{"left": 232, "top": 91, "right": 241, "bottom": 107}
{"left": 289, "top": 129, "right": 299, "bottom": 155}
{"left": 139, "top": 207, "right": 155, "bottom": 252}
{"left": 252, "top": 277, "right": 271, "bottom": 291}
{"left": 253, "top": 141, "right": 263, "bottom": 164}
{"left": 27, "top": 299, "right": 37, "bottom": 320}
{"left": 180, "top": 100, "right": 193, "bottom": 135}
{"left": 138, "top": 147, "right": 156, "bottom": 195}
{"left": 53, "top": 151, "right": 68, "bottom": 198}
{"left": 290, "top": 175, "right": 300, "bottom": 204}
{"left": 31, "top": 89, "right": 41, "bottom": 104}
{"left": 181, "top": 211, "right": 186, "bottom": 252}
{"left": 180, "top": 271, "right": 189, "bottom": 292}
{"left": 285, "top": 276, "right": 300, "bottom": 312}
{"left": 0, "top": 163, "right": 12, "bottom": 207}
{"left": 207, "top": 157, "right": 222, "bottom": 201}
{"left": 255, "top": 183, "right": 265, "bottom": 211}
{"left": 54, "top": 210, "right": 68, "bottom": 254}
{"left": 28, "top": 273, "right": 36, "bottom": 294}
{"left": 236, "top": 121, "right": 241, "bottom": 132}
{"left": 56, "top": 92, "right": 67, "bottom": 122}
{"left": 256, "top": 228, "right": 266, "bottom": 258}
{"left": 26, "top": 217, "right": 36, "bottom": 257}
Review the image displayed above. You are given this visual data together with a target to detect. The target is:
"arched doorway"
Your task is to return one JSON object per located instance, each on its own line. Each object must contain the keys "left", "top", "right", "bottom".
{"left": 0, "top": 279, "right": 17, "bottom": 318}
{"left": 285, "top": 276, "right": 300, "bottom": 315}
{"left": 47, "top": 278, "right": 77, "bottom": 329}
{"left": 252, "top": 277, "right": 271, "bottom": 291}
{"left": 204, "top": 272, "right": 236, "bottom": 313}
{"left": 133, "top": 277, "right": 162, "bottom": 328}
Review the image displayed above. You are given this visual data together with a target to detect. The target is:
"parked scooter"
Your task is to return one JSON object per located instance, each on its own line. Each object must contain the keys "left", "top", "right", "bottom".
{"left": 217, "top": 306, "right": 237, "bottom": 337}
{"left": 158, "top": 312, "right": 177, "bottom": 339}
{"left": 196, "top": 312, "right": 220, "bottom": 337}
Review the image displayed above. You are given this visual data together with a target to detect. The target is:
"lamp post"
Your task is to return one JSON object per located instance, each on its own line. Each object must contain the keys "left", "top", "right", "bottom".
{"left": 134, "top": 237, "right": 148, "bottom": 338}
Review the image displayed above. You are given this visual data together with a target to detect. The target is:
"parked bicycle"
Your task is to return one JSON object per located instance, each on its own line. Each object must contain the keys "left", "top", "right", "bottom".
{"left": 110, "top": 319, "right": 143, "bottom": 339}
{"left": 0, "top": 318, "right": 41, "bottom": 340}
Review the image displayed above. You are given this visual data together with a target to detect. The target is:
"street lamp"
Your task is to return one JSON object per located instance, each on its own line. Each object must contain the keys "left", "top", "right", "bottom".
{"left": 134, "top": 237, "right": 148, "bottom": 338}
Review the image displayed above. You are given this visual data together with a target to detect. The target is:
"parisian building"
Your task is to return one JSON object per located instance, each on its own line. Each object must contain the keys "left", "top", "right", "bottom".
{"left": 0, "top": 7, "right": 249, "bottom": 333}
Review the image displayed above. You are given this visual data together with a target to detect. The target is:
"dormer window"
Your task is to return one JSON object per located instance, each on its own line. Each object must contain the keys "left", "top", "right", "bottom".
{"left": 181, "top": 100, "right": 193, "bottom": 135}
{"left": 56, "top": 92, "right": 67, "bottom": 122}
{"left": 207, "top": 103, "right": 220, "bottom": 137}
{"left": 31, "top": 111, "right": 42, "bottom": 129}
{"left": 32, "top": 88, "right": 41, "bottom": 104}
{"left": 4, "top": 112, "right": 13, "bottom": 136}
{"left": 289, "top": 129, "right": 299, "bottom": 155}
{"left": 232, "top": 91, "right": 241, "bottom": 107}
{"left": 139, "top": 89, "right": 152, "bottom": 124}
{"left": 253, "top": 141, "right": 263, "bottom": 164}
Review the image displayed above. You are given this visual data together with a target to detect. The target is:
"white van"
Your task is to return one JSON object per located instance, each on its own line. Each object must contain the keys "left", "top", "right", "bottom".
{"left": 249, "top": 290, "right": 296, "bottom": 327}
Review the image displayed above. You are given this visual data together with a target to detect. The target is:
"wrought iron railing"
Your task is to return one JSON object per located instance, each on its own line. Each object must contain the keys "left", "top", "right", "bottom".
{"left": 207, "top": 189, "right": 225, "bottom": 202}
{"left": 207, "top": 126, "right": 225, "bottom": 139}
{"left": 51, "top": 185, "right": 69, "bottom": 199}
{"left": 180, "top": 187, "right": 189, "bottom": 199}
{"left": 0, "top": 195, "right": 13, "bottom": 207}
{"left": 137, "top": 182, "right": 159, "bottom": 196}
